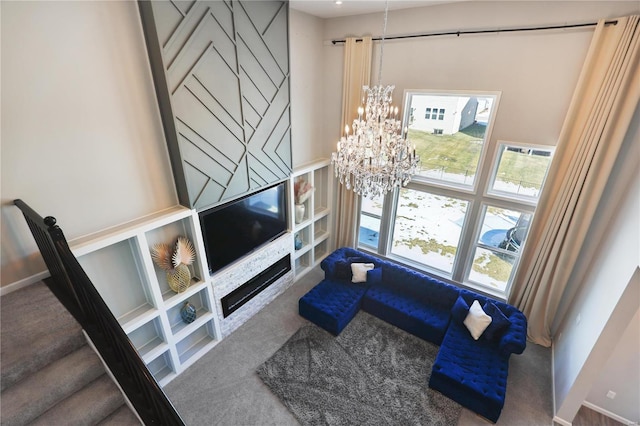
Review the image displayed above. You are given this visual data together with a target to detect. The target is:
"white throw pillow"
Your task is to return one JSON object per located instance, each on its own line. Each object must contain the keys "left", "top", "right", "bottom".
{"left": 351, "top": 263, "right": 375, "bottom": 283}
{"left": 463, "top": 300, "right": 493, "bottom": 340}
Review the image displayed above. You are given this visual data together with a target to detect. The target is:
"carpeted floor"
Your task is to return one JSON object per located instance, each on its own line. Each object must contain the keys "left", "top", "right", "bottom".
{"left": 165, "top": 266, "right": 553, "bottom": 425}
{"left": 257, "top": 311, "right": 462, "bottom": 426}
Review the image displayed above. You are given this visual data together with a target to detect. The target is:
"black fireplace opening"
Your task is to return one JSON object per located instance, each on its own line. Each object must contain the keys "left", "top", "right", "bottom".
{"left": 221, "top": 255, "right": 291, "bottom": 318}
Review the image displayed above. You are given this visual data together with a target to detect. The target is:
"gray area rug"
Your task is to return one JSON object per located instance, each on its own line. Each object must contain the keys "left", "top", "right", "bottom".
{"left": 256, "top": 311, "right": 462, "bottom": 425}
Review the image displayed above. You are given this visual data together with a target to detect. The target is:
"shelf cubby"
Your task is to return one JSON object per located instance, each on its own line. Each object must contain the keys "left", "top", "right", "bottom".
{"left": 294, "top": 244, "right": 312, "bottom": 260}
{"left": 314, "top": 166, "right": 330, "bottom": 212}
{"left": 127, "top": 316, "right": 167, "bottom": 361}
{"left": 294, "top": 251, "right": 312, "bottom": 277}
{"left": 314, "top": 216, "right": 330, "bottom": 241}
{"left": 176, "top": 322, "right": 217, "bottom": 366}
{"left": 293, "top": 225, "right": 311, "bottom": 253}
{"left": 147, "top": 350, "right": 175, "bottom": 386}
{"left": 77, "top": 238, "right": 155, "bottom": 325}
{"left": 145, "top": 217, "right": 205, "bottom": 299}
{"left": 314, "top": 239, "right": 329, "bottom": 263}
{"left": 167, "top": 287, "right": 212, "bottom": 338}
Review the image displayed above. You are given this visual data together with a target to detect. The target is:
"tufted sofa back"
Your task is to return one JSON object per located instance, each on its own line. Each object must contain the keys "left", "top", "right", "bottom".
{"left": 321, "top": 247, "right": 459, "bottom": 310}
{"left": 377, "top": 262, "right": 460, "bottom": 311}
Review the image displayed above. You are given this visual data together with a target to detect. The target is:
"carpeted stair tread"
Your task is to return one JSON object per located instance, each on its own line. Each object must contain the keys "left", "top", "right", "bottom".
{"left": 97, "top": 403, "right": 141, "bottom": 425}
{"left": 0, "top": 344, "right": 105, "bottom": 426}
{"left": 30, "top": 374, "right": 127, "bottom": 426}
{"left": 1, "top": 282, "right": 85, "bottom": 391}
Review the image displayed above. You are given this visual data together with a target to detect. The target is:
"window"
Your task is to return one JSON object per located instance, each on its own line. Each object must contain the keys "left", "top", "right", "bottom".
{"left": 467, "top": 206, "right": 532, "bottom": 291}
{"left": 359, "top": 195, "right": 383, "bottom": 250}
{"left": 390, "top": 189, "right": 468, "bottom": 274}
{"left": 357, "top": 90, "right": 554, "bottom": 298}
{"left": 409, "top": 93, "right": 495, "bottom": 188}
{"left": 488, "top": 143, "right": 554, "bottom": 201}
{"left": 425, "top": 107, "right": 445, "bottom": 120}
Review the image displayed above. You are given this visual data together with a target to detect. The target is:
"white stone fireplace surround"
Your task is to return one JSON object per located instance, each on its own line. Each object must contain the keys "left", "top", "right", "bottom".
{"left": 211, "top": 233, "right": 294, "bottom": 337}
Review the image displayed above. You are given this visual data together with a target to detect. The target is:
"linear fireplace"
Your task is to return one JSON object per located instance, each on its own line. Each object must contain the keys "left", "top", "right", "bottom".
{"left": 221, "top": 255, "right": 291, "bottom": 318}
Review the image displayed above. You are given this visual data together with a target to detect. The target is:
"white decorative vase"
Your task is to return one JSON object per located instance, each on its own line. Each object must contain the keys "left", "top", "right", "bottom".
{"left": 295, "top": 204, "right": 305, "bottom": 224}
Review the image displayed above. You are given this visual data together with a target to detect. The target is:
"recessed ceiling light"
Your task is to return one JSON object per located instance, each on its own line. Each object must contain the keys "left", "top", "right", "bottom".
{"left": 335, "top": 1, "right": 343, "bottom": 5}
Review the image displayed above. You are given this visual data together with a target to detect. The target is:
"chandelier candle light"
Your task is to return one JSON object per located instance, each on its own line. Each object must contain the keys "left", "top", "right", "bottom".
{"left": 331, "top": 1, "right": 420, "bottom": 199}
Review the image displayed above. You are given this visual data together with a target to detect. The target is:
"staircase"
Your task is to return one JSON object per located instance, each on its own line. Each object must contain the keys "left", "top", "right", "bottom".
{"left": 1, "top": 282, "right": 140, "bottom": 425}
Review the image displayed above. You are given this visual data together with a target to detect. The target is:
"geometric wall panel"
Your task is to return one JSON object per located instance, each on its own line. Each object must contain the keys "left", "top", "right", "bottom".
{"left": 139, "top": 0, "right": 292, "bottom": 211}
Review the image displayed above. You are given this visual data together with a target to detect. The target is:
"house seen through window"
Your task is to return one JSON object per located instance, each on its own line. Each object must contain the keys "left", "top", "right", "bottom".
{"left": 358, "top": 91, "right": 554, "bottom": 297}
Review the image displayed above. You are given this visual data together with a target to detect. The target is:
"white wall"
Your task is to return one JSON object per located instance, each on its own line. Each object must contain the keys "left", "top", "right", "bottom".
{"left": 552, "top": 129, "right": 640, "bottom": 422}
{"left": 1, "top": 1, "right": 177, "bottom": 287}
{"left": 289, "top": 9, "right": 326, "bottom": 168}
{"left": 319, "top": 1, "right": 640, "bottom": 159}
{"left": 586, "top": 307, "right": 640, "bottom": 423}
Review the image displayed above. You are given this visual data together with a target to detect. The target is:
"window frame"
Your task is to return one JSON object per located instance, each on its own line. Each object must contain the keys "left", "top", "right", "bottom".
{"left": 485, "top": 140, "right": 555, "bottom": 205}
{"left": 385, "top": 183, "right": 475, "bottom": 279}
{"left": 406, "top": 89, "right": 502, "bottom": 194}
{"left": 462, "top": 201, "right": 536, "bottom": 295}
{"left": 356, "top": 89, "right": 554, "bottom": 299}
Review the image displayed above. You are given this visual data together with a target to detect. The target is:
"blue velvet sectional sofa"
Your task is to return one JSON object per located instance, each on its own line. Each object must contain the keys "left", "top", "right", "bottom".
{"left": 298, "top": 247, "right": 527, "bottom": 423}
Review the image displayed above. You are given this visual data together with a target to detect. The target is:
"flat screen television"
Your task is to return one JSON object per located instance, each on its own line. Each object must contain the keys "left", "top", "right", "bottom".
{"left": 199, "top": 181, "right": 288, "bottom": 274}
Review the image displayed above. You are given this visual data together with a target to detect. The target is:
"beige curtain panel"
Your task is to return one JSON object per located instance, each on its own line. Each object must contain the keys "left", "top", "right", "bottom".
{"left": 509, "top": 16, "right": 640, "bottom": 347}
{"left": 335, "top": 37, "right": 372, "bottom": 248}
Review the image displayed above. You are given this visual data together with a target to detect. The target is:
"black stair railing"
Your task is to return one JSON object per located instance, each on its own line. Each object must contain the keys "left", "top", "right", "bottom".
{"left": 14, "top": 199, "right": 185, "bottom": 426}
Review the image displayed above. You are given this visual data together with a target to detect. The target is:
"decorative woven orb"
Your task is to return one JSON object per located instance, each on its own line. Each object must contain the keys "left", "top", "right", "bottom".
{"left": 167, "top": 264, "right": 191, "bottom": 293}
{"left": 180, "top": 301, "right": 197, "bottom": 324}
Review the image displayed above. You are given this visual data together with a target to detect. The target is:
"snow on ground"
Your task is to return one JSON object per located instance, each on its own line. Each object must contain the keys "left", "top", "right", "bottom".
{"left": 360, "top": 190, "right": 519, "bottom": 289}
{"left": 391, "top": 191, "right": 467, "bottom": 274}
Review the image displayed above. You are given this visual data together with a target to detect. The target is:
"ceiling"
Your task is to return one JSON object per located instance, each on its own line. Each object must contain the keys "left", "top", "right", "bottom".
{"left": 289, "top": 0, "right": 465, "bottom": 19}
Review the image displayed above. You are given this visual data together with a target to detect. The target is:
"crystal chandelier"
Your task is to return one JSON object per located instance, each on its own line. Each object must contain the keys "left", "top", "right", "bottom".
{"left": 331, "top": 1, "right": 420, "bottom": 199}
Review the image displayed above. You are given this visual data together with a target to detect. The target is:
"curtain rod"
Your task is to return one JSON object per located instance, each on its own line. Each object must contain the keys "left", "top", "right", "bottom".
{"left": 331, "top": 20, "right": 618, "bottom": 45}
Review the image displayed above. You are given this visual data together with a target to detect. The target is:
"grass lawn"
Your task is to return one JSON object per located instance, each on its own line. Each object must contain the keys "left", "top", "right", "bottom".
{"left": 495, "top": 150, "right": 552, "bottom": 190}
{"left": 409, "top": 124, "right": 484, "bottom": 177}
{"left": 409, "top": 124, "right": 550, "bottom": 191}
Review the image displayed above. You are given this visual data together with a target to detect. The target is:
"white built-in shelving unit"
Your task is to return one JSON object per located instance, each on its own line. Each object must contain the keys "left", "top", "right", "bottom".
{"left": 70, "top": 206, "right": 221, "bottom": 387}
{"left": 290, "top": 159, "right": 334, "bottom": 279}
{"left": 64, "top": 159, "right": 334, "bottom": 385}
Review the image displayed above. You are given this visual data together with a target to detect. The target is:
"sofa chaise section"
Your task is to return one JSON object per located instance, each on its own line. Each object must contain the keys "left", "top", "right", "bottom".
{"left": 428, "top": 289, "right": 527, "bottom": 423}
{"left": 298, "top": 279, "right": 369, "bottom": 336}
{"left": 298, "top": 247, "right": 383, "bottom": 335}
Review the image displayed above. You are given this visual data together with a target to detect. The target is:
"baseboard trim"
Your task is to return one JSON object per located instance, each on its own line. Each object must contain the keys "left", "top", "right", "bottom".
{"left": 552, "top": 415, "right": 572, "bottom": 426}
{"left": 551, "top": 340, "right": 557, "bottom": 417}
{"left": 0, "top": 271, "right": 49, "bottom": 297}
{"left": 582, "top": 401, "right": 636, "bottom": 425}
